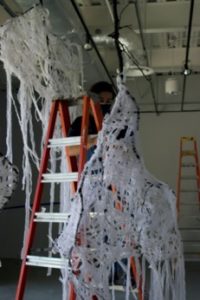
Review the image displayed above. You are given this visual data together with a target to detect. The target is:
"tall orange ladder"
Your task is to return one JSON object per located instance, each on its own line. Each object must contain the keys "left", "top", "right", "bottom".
{"left": 15, "top": 96, "right": 143, "bottom": 300}
{"left": 177, "top": 136, "right": 200, "bottom": 213}
{"left": 15, "top": 95, "right": 103, "bottom": 299}
{"left": 177, "top": 136, "right": 200, "bottom": 259}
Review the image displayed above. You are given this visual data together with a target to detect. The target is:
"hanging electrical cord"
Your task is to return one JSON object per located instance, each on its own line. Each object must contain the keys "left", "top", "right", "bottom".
{"left": 112, "top": 0, "right": 124, "bottom": 75}
{"left": 111, "top": 1, "right": 152, "bottom": 82}
{"left": 119, "top": 41, "right": 151, "bottom": 82}
{"left": 119, "top": 2, "right": 131, "bottom": 21}
{"left": 0, "top": 0, "right": 16, "bottom": 17}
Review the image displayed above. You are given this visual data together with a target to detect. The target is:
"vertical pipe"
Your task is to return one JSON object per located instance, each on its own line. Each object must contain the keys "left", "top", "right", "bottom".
{"left": 181, "top": 0, "right": 195, "bottom": 111}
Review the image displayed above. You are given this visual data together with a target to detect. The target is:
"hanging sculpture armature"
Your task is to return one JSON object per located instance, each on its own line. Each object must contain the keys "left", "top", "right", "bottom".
{"left": 55, "top": 78, "right": 185, "bottom": 300}
{"left": 0, "top": 153, "right": 18, "bottom": 210}
{"left": 0, "top": 5, "right": 83, "bottom": 255}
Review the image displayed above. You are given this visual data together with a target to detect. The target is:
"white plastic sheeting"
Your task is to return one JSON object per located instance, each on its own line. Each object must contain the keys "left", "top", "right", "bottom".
{"left": 0, "top": 5, "right": 83, "bottom": 256}
{"left": 55, "top": 79, "right": 185, "bottom": 300}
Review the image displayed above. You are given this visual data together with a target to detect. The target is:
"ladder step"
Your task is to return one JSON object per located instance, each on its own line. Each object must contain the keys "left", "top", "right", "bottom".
{"left": 26, "top": 255, "right": 68, "bottom": 269}
{"left": 181, "top": 137, "right": 195, "bottom": 142}
{"left": 181, "top": 189, "right": 200, "bottom": 193}
{"left": 184, "top": 242, "right": 200, "bottom": 253}
{"left": 48, "top": 134, "right": 97, "bottom": 148}
{"left": 42, "top": 172, "right": 78, "bottom": 183}
{"left": 34, "top": 212, "right": 70, "bottom": 223}
{"left": 179, "top": 216, "right": 200, "bottom": 228}
{"left": 181, "top": 150, "right": 195, "bottom": 156}
{"left": 109, "top": 286, "right": 138, "bottom": 293}
{"left": 184, "top": 254, "right": 200, "bottom": 261}
{"left": 181, "top": 203, "right": 199, "bottom": 206}
{"left": 34, "top": 212, "right": 102, "bottom": 223}
{"left": 181, "top": 229, "right": 200, "bottom": 240}
{"left": 180, "top": 227, "right": 200, "bottom": 230}
{"left": 180, "top": 205, "right": 200, "bottom": 215}
{"left": 184, "top": 241, "right": 200, "bottom": 246}
{"left": 181, "top": 175, "right": 198, "bottom": 180}
{"left": 182, "top": 163, "right": 196, "bottom": 168}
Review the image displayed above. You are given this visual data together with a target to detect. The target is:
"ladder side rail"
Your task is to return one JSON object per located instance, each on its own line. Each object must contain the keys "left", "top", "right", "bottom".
{"left": 15, "top": 100, "right": 59, "bottom": 300}
{"left": 58, "top": 101, "right": 78, "bottom": 193}
{"left": 78, "top": 96, "right": 90, "bottom": 176}
{"left": 113, "top": 185, "right": 143, "bottom": 300}
{"left": 193, "top": 140, "right": 200, "bottom": 206}
{"left": 176, "top": 138, "right": 183, "bottom": 215}
{"left": 89, "top": 98, "right": 103, "bottom": 132}
{"left": 130, "top": 257, "right": 143, "bottom": 300}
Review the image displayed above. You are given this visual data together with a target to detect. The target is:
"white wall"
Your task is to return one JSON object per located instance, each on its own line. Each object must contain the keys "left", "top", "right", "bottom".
{"left": 140, "top": 111, "right": 200, "bottom": 190}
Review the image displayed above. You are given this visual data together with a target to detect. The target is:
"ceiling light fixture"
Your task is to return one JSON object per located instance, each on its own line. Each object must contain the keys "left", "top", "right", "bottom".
{"left": 183, "top": 65, "right": 191, "bottom": 76}
{"left": 125, "top": 65, "right": 154, "bottom": 78}
{"left": 165, "top": 77, "right": 179, "bottom": 96}
{"left": 84, "top": 34, "right": 93, "bottom": 51}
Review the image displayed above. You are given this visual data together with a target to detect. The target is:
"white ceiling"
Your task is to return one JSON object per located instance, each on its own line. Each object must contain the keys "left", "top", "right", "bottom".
{"left": 0, "top": 0, "right": 200, "bottom": 112}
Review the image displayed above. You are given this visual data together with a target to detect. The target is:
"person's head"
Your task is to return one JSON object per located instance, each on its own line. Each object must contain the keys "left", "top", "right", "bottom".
{"left": 90, "top": 81, "right": 115, "bottom": 104}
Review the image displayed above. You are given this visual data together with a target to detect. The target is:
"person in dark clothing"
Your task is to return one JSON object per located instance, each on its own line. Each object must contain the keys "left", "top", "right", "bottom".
{"left": 68, "top": 81, "right": 115, "bottom": 137}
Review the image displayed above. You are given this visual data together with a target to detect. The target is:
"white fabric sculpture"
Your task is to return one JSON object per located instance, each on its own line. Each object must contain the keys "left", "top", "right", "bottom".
{"left": 0, "top": 153, "right": 18, "bottom": 210}
{"left": 0, "top": 5, "right": 83, "bottom": 255}
{"left": 56, "top": 79, "right": 185, "bottom": 300}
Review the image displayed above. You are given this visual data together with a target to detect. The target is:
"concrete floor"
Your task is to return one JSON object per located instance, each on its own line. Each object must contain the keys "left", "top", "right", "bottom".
{"left": 0, "top": 259, "right": 199, "bottom": 299}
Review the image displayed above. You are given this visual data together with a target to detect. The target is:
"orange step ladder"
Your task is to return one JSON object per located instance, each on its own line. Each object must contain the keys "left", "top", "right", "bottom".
{"left": 177, "top": 136, "right": 200, "bottom": 215}
{"left": 15, "top": 96, "right": 143, "bottom": 300}
{"left": 15, "top": 96, "right": 103, "bottom": 299}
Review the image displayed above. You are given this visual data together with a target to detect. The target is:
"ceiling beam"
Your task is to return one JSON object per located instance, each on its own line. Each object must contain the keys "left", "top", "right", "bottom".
{"left": 150, "top": 48, "right": 200, "bottom": 69}
{"left": 135, "top": 26, "right": 200, "bottom": 34}
{"left": 78, "top": 1, "right": 200, "bottom": 30}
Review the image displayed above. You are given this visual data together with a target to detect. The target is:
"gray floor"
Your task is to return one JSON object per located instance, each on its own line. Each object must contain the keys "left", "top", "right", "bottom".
{"left": 0, "top": 259, "right": 199, "bottom": 299}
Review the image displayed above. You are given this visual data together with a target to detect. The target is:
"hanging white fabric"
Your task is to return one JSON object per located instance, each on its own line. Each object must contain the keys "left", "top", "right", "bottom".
{"left": 55, "top": 78, "right": 185, "bottom": 300}
{"left": 0, "top": 154, "right": 18, "bottom": 210}
{"left": 0, "top": 5, "right": 83, "bottom": 257}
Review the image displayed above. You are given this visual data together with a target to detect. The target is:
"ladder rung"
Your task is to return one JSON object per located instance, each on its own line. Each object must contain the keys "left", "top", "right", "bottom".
{"left": 181, "top": 150, "right": 195, "bottom": 156}
{"left": 42, "top": 172, "right": 78, "bottom": 183}
{"left": 48, "top": 134, "right": 97, "bottom": 148}
{"left": 182, "top": 163, "right": 196, "bottom": 168}
{"left": 34, "top": 212, "right": 102, "bottom": 223}
{"left": 109, "top": 286, "right": 138, "bottom": 293}
{"left": 184, "top": 254, "right": 200, "bottom": 261}
{"left": 181, "top": 175, "right": 198, "bottom": 180}
{"left": 181, "top": 203, "right": 200, "bottom": 206}
{"left": 183, "top": 241, "right": 200, "bottom": 246}
{"left": 34, "top": 212, "right": 70, "bottom": 223}
{"left": 180, "top": 227, "right": 200, "bottom": 230}
{"left": 181, "top": 136, "right": 195, "bottom": 142}
{"left": 181, "top": 189, "right": 200, "bottom": 193}
{"left": 26, "top": 256, "right": 69, "bottom": 269}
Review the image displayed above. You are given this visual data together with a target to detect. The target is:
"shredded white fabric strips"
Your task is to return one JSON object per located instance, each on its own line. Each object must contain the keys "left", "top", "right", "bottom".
{"left": 55, "top": 78, "right": 186, "bottom": 300}
{"left": 0, "top": 5, "right": 83, "bottom": 257}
